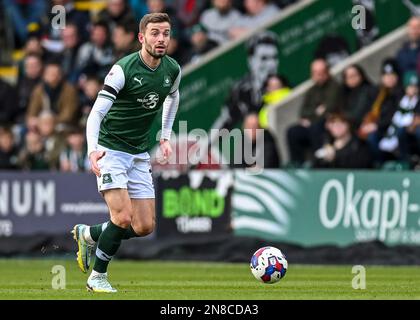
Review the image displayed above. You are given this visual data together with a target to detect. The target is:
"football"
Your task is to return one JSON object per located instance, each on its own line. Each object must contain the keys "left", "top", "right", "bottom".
{"left": 250, "top": 246, "right": 288, "bottom": 284}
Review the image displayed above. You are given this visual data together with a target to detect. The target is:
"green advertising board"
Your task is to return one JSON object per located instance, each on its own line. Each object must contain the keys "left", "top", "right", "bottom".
{"left": 155, "top": 171, "right": 233, "bottom": 238}
{"left": 232, "top": 170, "right": 420, "bottom": 247}
{"left": 149, "top": 0, "right": 420, "bottom": 145}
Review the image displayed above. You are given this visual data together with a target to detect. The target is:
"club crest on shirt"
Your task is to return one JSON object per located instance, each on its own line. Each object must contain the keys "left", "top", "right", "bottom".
{"left": 163, "top": 75, "right": 172, "bottom": 87}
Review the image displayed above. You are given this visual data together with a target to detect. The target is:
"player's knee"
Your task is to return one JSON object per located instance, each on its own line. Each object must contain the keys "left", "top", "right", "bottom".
{"left": 133, "top": 219, "right": 155, "bottom": 236}
{"left": 112, "top": 211, "right": 132, "bottom": 228}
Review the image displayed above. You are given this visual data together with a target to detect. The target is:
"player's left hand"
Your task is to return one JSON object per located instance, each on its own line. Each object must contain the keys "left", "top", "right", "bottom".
{"left": 159, "top": 139, "right": 172, "bottom": 164}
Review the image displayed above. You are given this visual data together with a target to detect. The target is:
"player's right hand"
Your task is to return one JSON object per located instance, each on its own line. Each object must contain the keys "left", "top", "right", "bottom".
{"left": 89, "top": 151, "right": 106, "bottom": 177}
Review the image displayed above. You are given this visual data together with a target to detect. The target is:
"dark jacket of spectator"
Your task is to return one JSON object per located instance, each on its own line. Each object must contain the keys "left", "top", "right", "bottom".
{"left": 397, "top": 40, "right": 420, "bottom": 76}
{"left": 396, "top": 17, "right": 420, "bottom": 76}
{"left": 17, "top": 76, "right": 41, "bottom": 121}
{"left": 342, "top": 82, "right": 375, "bottom": 129}
{"left": 0, "top": 79, "right": 18, "bottom": 125}
{"left": 314, "top": 113, "right": 373, "bottom": 169}
{"left": 300, "top": 78, "right": 342, "bottom": 122}
{"left": 315, "top": 137, "right": 372, "bottom": 169}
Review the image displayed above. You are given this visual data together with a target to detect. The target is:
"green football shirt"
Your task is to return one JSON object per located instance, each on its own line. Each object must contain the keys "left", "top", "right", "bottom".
{"left": 97, "top": 52, "right": 181, "bottom": 154}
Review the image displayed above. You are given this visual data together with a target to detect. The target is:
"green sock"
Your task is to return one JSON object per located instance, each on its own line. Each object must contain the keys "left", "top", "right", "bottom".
{"left": 122, "top": 225, "right": 139, "bottom": 240}
{"left": 93, "top": 221, "right": 127, "bottom": 273}
{"left": 90, "top": 222, "right": 139, "bottom": 242}
{"left": 89, "top": 222, "right": 108, "bottom": 242}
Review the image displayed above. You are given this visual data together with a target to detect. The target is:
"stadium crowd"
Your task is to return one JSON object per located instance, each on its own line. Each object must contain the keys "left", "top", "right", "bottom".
{"left": 285, "top": 16, "right": 420, "bottom": 170}
{"left": 0, "top": 0, "right": 298, "bottom": 171}
{"left": 1, "top": 1, "right": 420, "bottom": 171}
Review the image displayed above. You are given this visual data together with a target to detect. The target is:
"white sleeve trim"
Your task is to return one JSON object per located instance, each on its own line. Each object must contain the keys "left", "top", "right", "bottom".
{"left": 169, "top": 67, "right": 182, "bottom": 94}
{"left": 104, "top": 64, "right": 125, "bottom": 93}
{"left": 161, "top": 90, "right": 180, "bottom": 140}
{"left": 86, "top": 96, "right": 114, "bottom": 155}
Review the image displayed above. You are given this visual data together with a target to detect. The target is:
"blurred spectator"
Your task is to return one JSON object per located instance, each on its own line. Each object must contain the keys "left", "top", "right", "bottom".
{"left": 40, "top": 0, "right": 90, "bottom": 54}
{"left": 314, "top": 113, "right": 372, "bottom": 169}
{"left": 128, "top": 0, "right": 149, "bottom": 21}
{"left": 406, "top": 104, "right": 420, "bottom": 164}
{"left": 0, "top": 78, "right": 18, "bottom": 126}
{"left": 259, "top": 73, "right": 291, "bottom": 129}
{"left": 229, "top": 0, "right": 280, "bottom": 40}
{"left": 146, "top": 0, "right": 187, "bottom": 65}
{"left": 26, "top": 62, "right": 79, "bottom": 131}
{"left": 173, "top": 0, "right": 208, "bottom": 28}
{"left": 341, "top": 64, "right": 375, "bottom": 130}
{"left": 3, "top": 0, "right": 47, "bottom": 48}
{"left": 37, "top": 111, "right": 66, "bottom": 169}
{"left": 22, "top": 36, "right": 44, "bottom": 57}
{"left": 379, "top": 71, "right": 420, "bottom": 162}
{"left": 200, "top": 0, "right": 242, "bottom": 45}
{"left": 16, "top": 37, "right": 44, "bottom": 92}
{"left": 59, "top": 126, "right": 89, "bottom": 172}
{"left": 0, "top": 127, "right": 19, "bottom": 169}
{"left": 112, "top": 19, "right": 140, "bottom": 61}
{"left": 185, "top": 24, "right": 218, "bottom": 64}
{"left": 212, "top": 31, "right": 279, "bottom": 131}
{"left": 58, "top": 24, "right": 82, "bottom": 83}
{"left": 237, "top": 113, "right": 281, "bottom": 168}
{"left": 396, "top": 16, "right": 420, "bottom": 76}
{"left": 78, "top": 76, "right": 101, "bottom": 128}
{"left": 287, "top": 59, "right": 342, "bottom": 166}
{"left": 97, "top": 0, "right": 136, "bottom": 34}
{"left": 358, "top": 58, "right": 404, "bottom": 165}
{"left": 16, "top": 54, "right": 44, "bottom": 124}
{"left": 76, "top": 21, "right": 115, "bottom": 80}
{"left": 17, "top": 130, "right": 50, "bottom": 170}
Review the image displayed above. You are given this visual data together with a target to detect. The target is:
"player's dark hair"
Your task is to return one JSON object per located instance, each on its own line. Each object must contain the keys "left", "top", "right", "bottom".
{"left": 139, "top": 13, "right": 171, "bottom": 33}
{"left": 246, "top": 31, "right": 278, "bottom": 57}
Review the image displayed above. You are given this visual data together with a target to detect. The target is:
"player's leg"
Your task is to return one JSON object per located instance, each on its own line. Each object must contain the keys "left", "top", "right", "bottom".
{"left": 130, "top": 198, "right": 156, "bottom": 237}
{"left": 77, "top": 150, "right": 155, "bottom": 273}
{"left": 77, "top": 203, "right": 151, "bottom": 247}
{"left": 87, "top": 188, "right": 133, "bottom": 293}
{"left": 123, "top": 151, "right": 156, "bottom": 238}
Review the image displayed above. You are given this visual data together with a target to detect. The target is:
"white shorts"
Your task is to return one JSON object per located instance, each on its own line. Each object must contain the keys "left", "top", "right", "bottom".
{"left": 96, "top": 144, "right": 155, "bottom": 199}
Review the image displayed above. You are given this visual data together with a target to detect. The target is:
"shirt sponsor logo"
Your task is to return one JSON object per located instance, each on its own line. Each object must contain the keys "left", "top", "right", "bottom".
{"left": 137, "top": 92, "right": 160, "bottom": 109}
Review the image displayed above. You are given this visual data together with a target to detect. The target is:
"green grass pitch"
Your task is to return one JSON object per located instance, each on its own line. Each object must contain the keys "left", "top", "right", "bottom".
{"left": 0, "top": 259, "right": 419, "bottom": 299}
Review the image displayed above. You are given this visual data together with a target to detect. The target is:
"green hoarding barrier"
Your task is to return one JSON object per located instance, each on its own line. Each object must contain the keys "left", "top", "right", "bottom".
{"left": 149, "top": 0, "right": 420, "bottom": 146}
{"left": 232, "top": 170, "right": 420, "bottom": 246}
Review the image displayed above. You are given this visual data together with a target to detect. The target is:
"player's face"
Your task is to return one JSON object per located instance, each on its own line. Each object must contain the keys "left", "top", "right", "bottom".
{"left": 140, "top": 22, "right": 171, "bottom": 59}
